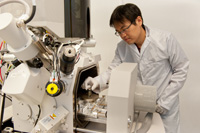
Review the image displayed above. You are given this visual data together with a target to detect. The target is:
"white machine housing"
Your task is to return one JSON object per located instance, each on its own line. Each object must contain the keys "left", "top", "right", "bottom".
{"left": 2, "top": 63, "right": 49, "bottom": 105}
{"left": 107, "top": 63, "right": 137, "bottom": 133}
{"left": 0, "top": 13, "right": 39, "bottom": 60}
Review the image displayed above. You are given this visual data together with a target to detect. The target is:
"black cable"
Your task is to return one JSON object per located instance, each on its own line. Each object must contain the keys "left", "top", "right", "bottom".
{"left": 0, "top": 94, "right": 12, "bottom": 102}
{"left": 0, "top": 61, "right": 6, "bottom": 68}
{"left": 34, "top": 105, "right": 41, "bottom": 126}
{"left": 24, "top": 6, "right": 36, "bottom": 24}
{"left": 0, "top": 93, "right": 6, "bottom": 131}
{"left": 75, "top": 57, "right": 80, "bottom": 64}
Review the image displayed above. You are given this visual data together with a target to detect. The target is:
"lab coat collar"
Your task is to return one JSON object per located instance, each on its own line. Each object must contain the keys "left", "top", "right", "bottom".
{"left": 137, "top": 25, "right": 151, "bottom": 56}
{"left": 127, "top": 25, "right": 151, "bottom": 56}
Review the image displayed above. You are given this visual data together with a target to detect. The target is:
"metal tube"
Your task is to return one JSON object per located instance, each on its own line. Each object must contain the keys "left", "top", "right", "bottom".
{"left": 74, "top": 127, "right": 105, "bottom": 133}
{"left": 34, "top": 40, "right": 53, "bottom": 55}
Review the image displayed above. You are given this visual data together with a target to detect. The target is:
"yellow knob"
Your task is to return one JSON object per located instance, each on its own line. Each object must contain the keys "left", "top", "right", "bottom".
{"left": 46, "top": 83, "right": 60, "bottom": 95}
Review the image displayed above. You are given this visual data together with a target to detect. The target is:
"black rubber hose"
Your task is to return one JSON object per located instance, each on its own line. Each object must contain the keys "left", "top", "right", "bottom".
{"left": 24, "top": 5, "right": 36, "bottom": 24}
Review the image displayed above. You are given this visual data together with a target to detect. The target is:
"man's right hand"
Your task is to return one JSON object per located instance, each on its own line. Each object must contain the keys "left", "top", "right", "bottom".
{"left": 155, "top": 104, "right": 168, "bottom": 115}
{"left": 81, "top": 77, "right": 100, "bottom": 91}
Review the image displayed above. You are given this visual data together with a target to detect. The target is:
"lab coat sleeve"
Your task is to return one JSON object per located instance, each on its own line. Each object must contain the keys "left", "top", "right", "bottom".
{"left": 94, "top": 47, "right": 122, "bottom": 93}
{"left": 158, "top": 34, "right": 189, "bottom": 110}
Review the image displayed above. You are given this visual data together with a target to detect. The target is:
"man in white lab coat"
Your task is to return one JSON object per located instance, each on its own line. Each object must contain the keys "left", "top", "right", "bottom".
{"left": 82, "top": 3, "right": 189, "bottom": 133}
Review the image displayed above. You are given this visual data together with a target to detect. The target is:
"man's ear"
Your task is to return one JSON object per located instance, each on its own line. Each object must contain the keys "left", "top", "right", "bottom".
{"left": 136, "top": 16, "right": 143, "bottom": 26}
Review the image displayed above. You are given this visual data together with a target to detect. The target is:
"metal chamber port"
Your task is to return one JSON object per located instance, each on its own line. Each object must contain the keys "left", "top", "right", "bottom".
{"left": 73, "top": 65, "right": 106, "bottom": 132}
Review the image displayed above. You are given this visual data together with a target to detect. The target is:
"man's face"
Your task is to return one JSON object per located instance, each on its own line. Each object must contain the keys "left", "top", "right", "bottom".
{"left": 114, "top": 17, "right": 143, "bottom": 45}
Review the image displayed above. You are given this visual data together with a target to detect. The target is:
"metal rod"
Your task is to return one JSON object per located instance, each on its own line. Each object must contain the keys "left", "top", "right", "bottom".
{"left": 74, "top": 127, "right": 105, "bottom": 133}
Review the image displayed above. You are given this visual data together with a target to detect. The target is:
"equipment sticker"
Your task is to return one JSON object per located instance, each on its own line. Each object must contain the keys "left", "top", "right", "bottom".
{"left": 49, "top": 113, "right": 57, "bottom": 120}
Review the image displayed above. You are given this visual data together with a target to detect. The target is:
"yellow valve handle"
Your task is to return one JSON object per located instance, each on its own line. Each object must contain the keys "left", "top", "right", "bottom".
{"left": 46, "top": 83, "right": 60, "bottom": 95}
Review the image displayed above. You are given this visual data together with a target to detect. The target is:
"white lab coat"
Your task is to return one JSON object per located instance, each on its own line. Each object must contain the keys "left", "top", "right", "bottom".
{"left": 95, "top": 26, "right": 189, "bottom": 133}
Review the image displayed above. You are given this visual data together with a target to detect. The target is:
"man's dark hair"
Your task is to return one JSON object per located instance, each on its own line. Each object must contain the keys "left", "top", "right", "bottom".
{"left": 110, "top": 3, "right": 144, "bottom": 28}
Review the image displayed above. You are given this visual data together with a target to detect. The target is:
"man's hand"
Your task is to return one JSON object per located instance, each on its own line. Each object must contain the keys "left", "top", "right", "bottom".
{"left": 156, "top": 104, "right": 168, "bottom": 115}
{"left": 81, "top": 77, "right": 99, "bottom": 91}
